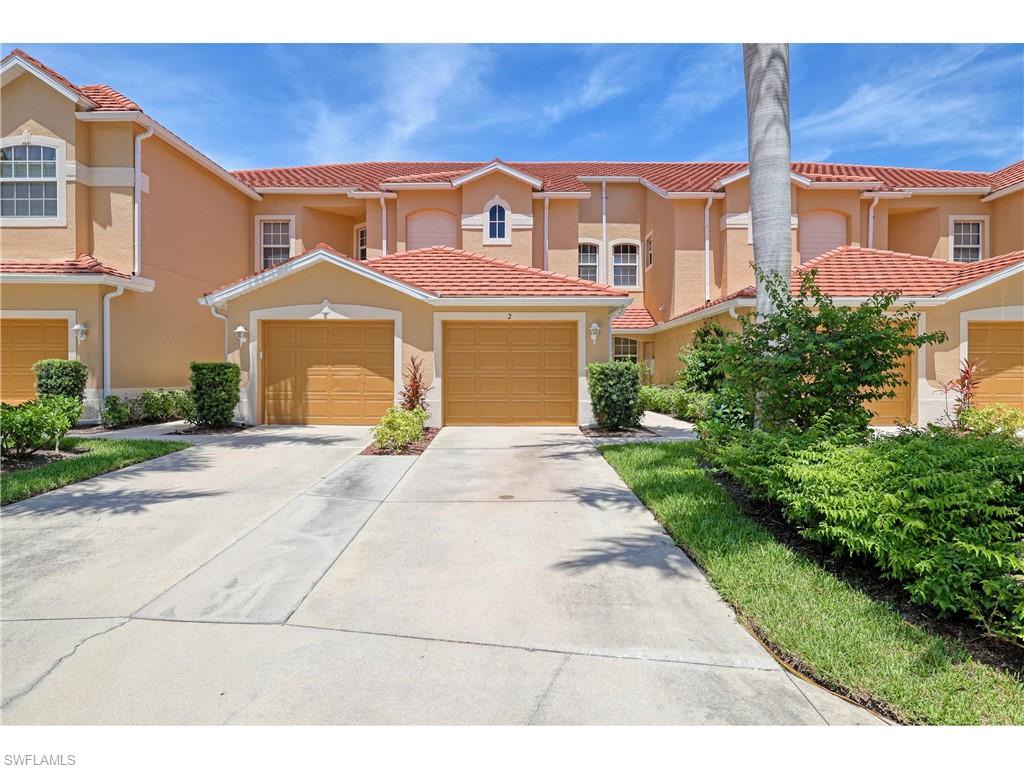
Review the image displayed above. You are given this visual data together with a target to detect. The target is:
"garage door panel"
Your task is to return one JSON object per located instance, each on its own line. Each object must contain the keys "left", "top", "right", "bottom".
{"left": 0, "top": 319, "right": 70, "bottom": 405}
{"left": 868, "top": 353, "right": 912, "bottom": 425}
{"left": 970, "top": 321, "right": 1023, "bottom": 410}
{"left": 443, "top": 321, "right": 577, "bottom": 425}
{"left": 261, "top": 320, "right": 394, "bottom": 425}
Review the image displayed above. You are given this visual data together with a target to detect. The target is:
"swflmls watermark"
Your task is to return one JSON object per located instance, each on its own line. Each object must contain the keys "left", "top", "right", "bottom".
{"left": 4, "top": 756, "right": 76, "bottom": 767}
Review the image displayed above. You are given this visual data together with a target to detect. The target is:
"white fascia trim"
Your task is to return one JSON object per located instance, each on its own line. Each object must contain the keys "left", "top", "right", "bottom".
{"left": 0, "top": 309, "right": 79, "bottom": 360}
{"left": 959, "top": 305, "right": 1024, "bottom": 366}
{"left": 450, "top": 162, "right": 543, "bottom": 190}
{"left": 906, "top": 187, "right": 991, "bottom": 196}
{"left": 255, "top": 186, "right": 357, "bottom": 195}
{"left": 0, "top": 273, "right": 155, "bottom": 292}
{"left": 381, "top": 182, "right": 453, "bottom": 190}
{"left": 431, "top": 311, "right": 592, "bottom": 427}
{"left": 808, "top": 181, "right": 883, "bottom": 189}
{"left": 1, "top": 55, "right": 97, "bottom": 109}
{"left": 244, "top": 303, "right": 403, "bottom": 426}
{"left": 432, "top": 296, "right": 631, "bottom": 308}
{"left": 859, "top": 191, "right": 912, "bottom": 199}
{"left": 939, "top": 261, "right": 1024, "bottom": 301}
{"left": 533, "top": 191, "right": 591, "bottom": 199}
{"left": 981, "top": 182, "right": 1024, "bottom": 202}
{"left": 200, "top": 248, "right": 436, "bottom": 306}
{"left": 347, "top": 191, "right": 398, "bottom": 199}
{"left": 665, "top": 191, "right": 726, "bottom": 200}
{"left": 714, "top": 169, "right": 812, "bottom": 189}
{"left": 73, "top": 111, "right": 262, "bottom": 201}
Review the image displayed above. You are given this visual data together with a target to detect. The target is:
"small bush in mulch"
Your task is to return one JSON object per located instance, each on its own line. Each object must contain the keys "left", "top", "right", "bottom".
{"left": 362, "top": 427, "right": 440, "bottom": 456}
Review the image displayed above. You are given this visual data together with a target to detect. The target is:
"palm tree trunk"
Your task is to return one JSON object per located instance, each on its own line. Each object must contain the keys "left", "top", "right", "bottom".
{"left": 743, "top": 43, "right": 792, "bottom": 318}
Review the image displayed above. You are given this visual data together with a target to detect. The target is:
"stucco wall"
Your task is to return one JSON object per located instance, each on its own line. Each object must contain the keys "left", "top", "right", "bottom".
{"left": 887, "top": 195, "right": 994, "bottom": 261}
{"left": 990, "top": 191, "right": 1023, "bottom": 256}
{"left": 459, "top": 175, "right": 534, "bottom": 264}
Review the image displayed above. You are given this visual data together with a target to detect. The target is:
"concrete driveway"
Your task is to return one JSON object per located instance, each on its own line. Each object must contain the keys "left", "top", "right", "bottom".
{"left": 0, "top": 425, "right": 878, "bottom": 725}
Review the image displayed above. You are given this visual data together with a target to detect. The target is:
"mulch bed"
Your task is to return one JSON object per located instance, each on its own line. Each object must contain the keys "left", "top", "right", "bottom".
{"left": 580, "top": 425, "right": 657, "bottom": 438}
{"left": 709, "top": 466, "right": 1024, "bottom": 677}
{"left": 170, "top": 425, "right": 249, "bottom": 435}
{"left": 361, "top": 427, "right": 441, "bottom": 456}
{"left": 1, "top": 445, "right": 90, "bottom": 474}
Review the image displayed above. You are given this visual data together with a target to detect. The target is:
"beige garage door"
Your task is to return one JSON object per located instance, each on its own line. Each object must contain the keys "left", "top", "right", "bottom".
{"left": 261, "top": 320, "right": 394, "bottom": 425}
{"left": 969, "top": 321, "right": 1024, "bottom": 411}
{"left": 800, "top": 210, "right": 847, "bottom": 263}
{"left": 443, "top": 321, "right": 577, "bottom": 425}
{"left": 407, "top": 209, "right": 457, "bottom": 250}
{"left": 868, "top": 353, "right": 913, "bottom": 425}
{"left": 0, "top": 318, "right": 69, "bottom": 405}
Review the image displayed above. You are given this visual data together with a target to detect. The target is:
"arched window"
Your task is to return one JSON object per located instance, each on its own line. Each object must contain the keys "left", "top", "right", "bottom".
{"left": 578, "top": 242, "right": 599, "bottom": 282}
{"left": 487, "top": 204, "right": 506, "bottom": 241}
{"left": 611, "top": 242, "right": 640, "bottom": 288}
{"left": 0, "top": 139, "right": 65, "bottom": 224}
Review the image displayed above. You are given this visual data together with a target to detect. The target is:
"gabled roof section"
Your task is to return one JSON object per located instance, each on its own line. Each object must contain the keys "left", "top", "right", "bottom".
{"left": 201, "top": 244, "right": 630, "bottom": 306}
{"left": 1, "top": 48, "right": 139, "bottom": 112}
{"left": 450, "top": 160, "right": 543, "bottom": 189}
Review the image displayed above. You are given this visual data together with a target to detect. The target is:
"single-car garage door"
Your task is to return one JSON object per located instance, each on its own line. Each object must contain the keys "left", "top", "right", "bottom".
{"left": 969, "top": 321, "right": 1024, "bottom": 411}
{"left": 407, "top": 209, "right": 457, "bottom": 250}
{"left": 443, "top": 321, "right": 577, "bottom": 425}
{"left": 261, "top": 320, "right": 394, "bottom": 425}
{"left": 800, "top": 210, "right": 847, "bottom": 263}
{"left": 868, "top": 353, "right": 913, "bottom": 425}
{"left": 0, "top": 318, "right": 68, "bottom": 404}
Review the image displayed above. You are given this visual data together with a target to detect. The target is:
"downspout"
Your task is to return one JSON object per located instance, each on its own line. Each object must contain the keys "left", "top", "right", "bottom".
{"left": 379, "top": 197, "right": 388, "bottom": 256}
{"left": 543, "top": 197, "right": 550, "bottom": 271}
{"left": 601, "top": 181, "right": 608, "bottom": 284}
{"left": 102, "top": 286, "right": 125, "bottom": 399}
{"left": 867, "top": 194, "right": 880, "bottom": 249}
{"left": 133, "top": 124, "right": 155, "bottom": 275}
{"left": 704, "top": 197, "right": 713, "bottom": 303}
{"left": 209, "top": 305, "right": 229, "bottom": 357}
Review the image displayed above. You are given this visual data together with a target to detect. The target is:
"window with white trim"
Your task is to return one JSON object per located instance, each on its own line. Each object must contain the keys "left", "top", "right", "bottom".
{"left": 612, "top": 243, "right": 639, "bottom": 287}
{"left": 259, "top": 219, "right": 292, "bottom": 269}
{"left": 578, "top": 242, "right": 599, "bottom": 282}
{"left": 951, "top": 219, "right": 983, "bottom": 263}
{"left": 355, "top": 224, "right": 368, "bottom": 260}
{"left": 645, "top": 235, "right": 654, "bottom": 269}
{"left": 0, "top": 144, "right": 59, "bottom": 219}
{"left": 613, "top": 337, "right": 639, "bottom": 362}
{"left": 487, "top": 204, "right": 507, "bottom": 242}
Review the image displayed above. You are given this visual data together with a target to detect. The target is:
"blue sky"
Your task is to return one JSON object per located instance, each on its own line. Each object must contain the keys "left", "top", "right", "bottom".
{"left": 5, "top": 43, "right": 1022, "bottom": 172}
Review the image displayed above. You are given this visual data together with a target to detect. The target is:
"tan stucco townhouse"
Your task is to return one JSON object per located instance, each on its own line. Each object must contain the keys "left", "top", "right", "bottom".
{"left": 2, "top": 49, "right": 1022, "bottom": 427}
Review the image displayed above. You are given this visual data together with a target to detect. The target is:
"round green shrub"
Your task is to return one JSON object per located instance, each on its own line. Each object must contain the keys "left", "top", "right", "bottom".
{"left": 587, "top": 361, "right": 643, "bottom": 429}
{"left": 371, "top": 407, "right": 426, "bottom": 452}
{"left": 188, "top": 362, "right": 241, "bottom": 428}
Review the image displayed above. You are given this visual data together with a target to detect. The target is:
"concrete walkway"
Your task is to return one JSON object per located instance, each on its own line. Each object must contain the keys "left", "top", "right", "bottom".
{"left": 586, "top": 410, "right": 699, "bottom": 446}
{"left": 1, "top": 425, "right": 879, "bottom": 725}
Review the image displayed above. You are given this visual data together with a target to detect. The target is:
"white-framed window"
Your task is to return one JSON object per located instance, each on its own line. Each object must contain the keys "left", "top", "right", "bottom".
{"left": 486, "top": 203, "right": 507, "bottom": 243}
{"left": 354, "top": 224, "right": 368, "bottom": 260}
{"left": 578, "top": 242, "right": 599, "bottom": 282}
{"left": 645, "top": 234, "right": 654, "bottom": 270}
{"left": 613, "top": 337, "right": 639, "bottom": 362}
{"left": 0, "top": 136, "right": 67, "bottom": 227}
{"left": 611, "top": 241, "right": 641, "bottom": 288}
{"left": 949, "top": 215, "right": 989, "bottom": 263}
{"left": 254, "top": 215, "right": 296, "bottom": 270}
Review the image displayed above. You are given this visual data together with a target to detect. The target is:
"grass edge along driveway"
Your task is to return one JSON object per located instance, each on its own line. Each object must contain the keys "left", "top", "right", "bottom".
{"left": 598, "top": 440, "right": 1024, "bottom": 726}
{"left": 1, "top": 438, "right": 189, "bottom": 506}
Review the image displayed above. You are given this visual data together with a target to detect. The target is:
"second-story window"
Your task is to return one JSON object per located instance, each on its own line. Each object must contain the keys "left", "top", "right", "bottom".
{"left": 612, "top": 243, "right": 639, "bottom": 288}
{"left": 258, "top": 218, "right": 293, "bottom": 270}
{"left": 0, "top": 142, "right": 61, "bottom": 222}
{"left": 952, "top": 219, "right": 983, "bottom": 263}
{"left": 578, "top": 243, "right": 598, "bottom": 282}
{"left": 355, "top": 225, "right": 368, "bottom": 260}
{"left": 487, "top": 204, "right": 507, "bottom": 242}
{"left": 645, "top": 235, "right": 654, "bottom": 269}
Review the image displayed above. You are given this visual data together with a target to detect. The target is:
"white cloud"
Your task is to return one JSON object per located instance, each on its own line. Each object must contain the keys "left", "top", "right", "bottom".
{"left": 660, "top": 46, "right": 744, "bottom": 122}
{"left": 539, "top": 50, "right": 639, "bottom": 124}
{"left": 792, "top": 46, "right": 1023, "bottom": 163}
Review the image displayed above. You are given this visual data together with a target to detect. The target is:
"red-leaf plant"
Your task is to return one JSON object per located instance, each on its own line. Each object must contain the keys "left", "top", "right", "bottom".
{"left": 400, "top": 355, "right": 432, "bottom": 413}
{"left": 939, "top": 358, "right": 981, "bottom": 432}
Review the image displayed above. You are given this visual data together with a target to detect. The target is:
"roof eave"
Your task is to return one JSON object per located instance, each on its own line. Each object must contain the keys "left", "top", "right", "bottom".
{"left": 1, "top": 54, "right": 98, "bottom": 110}
{"left": 253, "top": 186, "right": 356, "bottom": 195}
{"left": 981, "top": 181, "right": 1024, "bottom": 202}
{"left": 450, "top": 162, "right": 543, "bottom": 190}
{"left": 0, "top": 273, "right": 155, "bottom": 292}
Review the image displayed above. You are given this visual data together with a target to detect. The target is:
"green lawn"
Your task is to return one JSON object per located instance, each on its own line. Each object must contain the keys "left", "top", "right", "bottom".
{"left": 2, "top": 438, "right": 189, "bottom": 506}
{"left": 599, "top": 440, "right": 1024, "bottom": 725}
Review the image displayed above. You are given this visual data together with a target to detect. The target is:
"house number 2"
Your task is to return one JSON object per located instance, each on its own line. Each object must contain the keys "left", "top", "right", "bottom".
{"left": 507, "top": 313, "right": 512, "bottom": 320}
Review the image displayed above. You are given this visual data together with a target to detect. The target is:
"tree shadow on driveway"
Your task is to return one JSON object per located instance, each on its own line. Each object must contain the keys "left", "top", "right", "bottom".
{"left": 552, "top": 533, "right": 699, "bottom": 580}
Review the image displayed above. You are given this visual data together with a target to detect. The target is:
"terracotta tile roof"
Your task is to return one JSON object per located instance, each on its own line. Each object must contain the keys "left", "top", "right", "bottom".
{"left": 989, "top": 160, "right": 1024, "bottom": 192}
{"left": 205, "top": 244, "right": 628, "bottom": 300}
{"left": 611, "top": 304, "right": 657, "bottom": 330}
{"left": 2, "top": 48, "right": 141, "bottom": 113}
{"left": 0, "top": 253, "right": 132, "bottom": 279}
{"left": 366, "top": 246, "right": 629, "bottom": 297}
{"left": 666, "top": 287, "right": 755, "bottom": 323}
{"left": 230, "top": 158, "right": 1018, "bottom": 195}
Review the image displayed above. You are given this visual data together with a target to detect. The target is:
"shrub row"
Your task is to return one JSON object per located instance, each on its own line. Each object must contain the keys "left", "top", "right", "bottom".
{"left": 705, "top": 416, "right": 1024, "bottom": 643}
{"left": 103, "top": 389, "right": 195, "bottom": 427}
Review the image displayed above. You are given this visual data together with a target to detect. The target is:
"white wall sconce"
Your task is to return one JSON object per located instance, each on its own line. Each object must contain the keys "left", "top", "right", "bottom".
{"left": 71, "top": 322, "right": 87, "bottom": 342}
{"left": 233, "top": 325, "right": 248, "bottom": 344}
{"left": 589, "top": 321, "right": 601, "bottom": 345}
{"left": 320, "top": 298, "right": 331, "bottom": 320}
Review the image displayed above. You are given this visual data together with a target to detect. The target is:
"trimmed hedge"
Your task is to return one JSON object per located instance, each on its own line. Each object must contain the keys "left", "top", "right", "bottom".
{"left": 587, "top": 361, "right": 643, "bottom": 429}
{"left": 33, "top": 358, "right": 87, "bottom": 424}
{"left": 188, "top": 362, "right": 240, "bottom": 428}
{"left": 638, "top": 386, "right": 674, "bottom": 414}
{"left": 102, "top": 389, "right": 194, "bottom": 428}
{"left": 707, "top": 419, "right": 1024, "bottom": 643}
